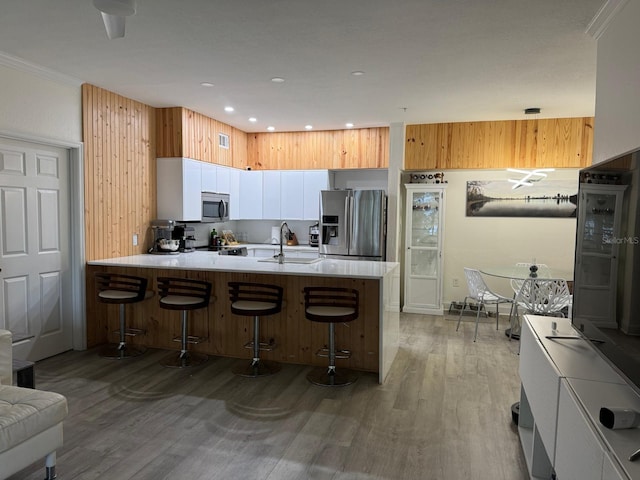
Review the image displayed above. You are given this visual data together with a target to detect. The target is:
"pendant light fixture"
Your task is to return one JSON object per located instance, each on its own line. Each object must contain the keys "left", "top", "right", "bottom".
{"left": 93, "top": 0, "right": 136, "bottom": 39}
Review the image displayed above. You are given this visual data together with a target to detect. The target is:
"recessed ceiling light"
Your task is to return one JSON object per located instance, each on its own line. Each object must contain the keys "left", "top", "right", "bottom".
{"left": 351, "top": 71, "right": 365, "bottom": 76}
{"left": 200, "top": 82, "right": 214, "bottom": 87}
{"left": 345, "top": 123, "right": 354, "bottom": 128}
{"left": 224, "top": 106, "right": 234, "bottom": 113}
{"left": 267, "top": 126, "right": 275, "bottom": 131}
{"left": 305, "top": 125, "right": 313, "bottom": 130}
{"left": 271, "top": 77, "right": 285, "bottom": 83}
{"left": 249, "top": 117, "right": 257, "bottom": 123}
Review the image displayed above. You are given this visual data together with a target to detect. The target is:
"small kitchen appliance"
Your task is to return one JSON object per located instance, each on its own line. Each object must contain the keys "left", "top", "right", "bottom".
{"left": 150, "top": 219, "right": 178, "bottom": 254}
{"left": 172, "top": 224, "right": 196, "bottom": 252}
{"left": 201, "top": 192, "right": 230, "bottom": 223}
{"left": 309, "top": 222, "right": 319, "bottom": 247}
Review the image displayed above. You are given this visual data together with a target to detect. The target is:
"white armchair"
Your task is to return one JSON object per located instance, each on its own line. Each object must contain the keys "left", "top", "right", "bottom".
{"left": 0, "top": 329, "right": 68, "bottom": 480}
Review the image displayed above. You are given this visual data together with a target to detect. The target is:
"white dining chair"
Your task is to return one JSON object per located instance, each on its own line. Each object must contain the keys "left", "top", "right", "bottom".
{"left": 511, "top": 278, "right": 572, "bottom": 338}
{"left": 456, "top": 267, "right": 514, "bottom": 342}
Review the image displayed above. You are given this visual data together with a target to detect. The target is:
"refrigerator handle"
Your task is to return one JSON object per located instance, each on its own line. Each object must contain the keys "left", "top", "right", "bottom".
{"left": 347, "top": 194, "right": 354, "bottom": 250}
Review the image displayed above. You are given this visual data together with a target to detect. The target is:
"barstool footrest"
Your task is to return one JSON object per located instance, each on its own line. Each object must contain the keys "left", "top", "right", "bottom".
{"left": 113, "top": 328, "right": 146, "bottom": 337}
{"left": 243, "top": 340, "right": 277, "bottom": 352}
{"left": 172, "top": 335, "right": 207, "bottom": 345}
{"left": 315, "top": 347, "right": 352, "bottom": 360}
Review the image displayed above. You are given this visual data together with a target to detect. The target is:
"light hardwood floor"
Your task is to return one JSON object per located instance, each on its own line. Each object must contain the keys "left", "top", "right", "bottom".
{"left": 10, "top": 313, "right": 528, "bottom": 480}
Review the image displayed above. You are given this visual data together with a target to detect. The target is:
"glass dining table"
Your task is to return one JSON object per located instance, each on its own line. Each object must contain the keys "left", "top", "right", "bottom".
{"left": 479, "top": 265, "right": 573, "bottom": 339}
{"left": 479, "top": 265, "right": 573, "bottom": 281}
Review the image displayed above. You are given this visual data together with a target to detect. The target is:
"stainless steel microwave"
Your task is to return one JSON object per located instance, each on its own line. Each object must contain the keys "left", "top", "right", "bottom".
{"left": 201, "top": 192, "right": 229, "bottom": 222}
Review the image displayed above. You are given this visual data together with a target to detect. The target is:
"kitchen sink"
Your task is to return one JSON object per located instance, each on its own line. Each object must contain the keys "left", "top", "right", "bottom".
{"left": 258, "top": 257, "right": 322, "bottom": 264}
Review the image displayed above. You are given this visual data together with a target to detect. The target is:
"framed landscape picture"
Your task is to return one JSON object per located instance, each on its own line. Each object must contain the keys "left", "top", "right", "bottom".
{"left": 466, "top": 179, "right": 578, "bottom": 217}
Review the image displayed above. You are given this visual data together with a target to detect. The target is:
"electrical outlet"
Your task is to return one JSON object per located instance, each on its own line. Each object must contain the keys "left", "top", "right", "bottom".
{"left": 132, "top": 234, "right": 138, "bottom": 246}
{"left": 452, "top": 278, "right": 460, "bottom": 287}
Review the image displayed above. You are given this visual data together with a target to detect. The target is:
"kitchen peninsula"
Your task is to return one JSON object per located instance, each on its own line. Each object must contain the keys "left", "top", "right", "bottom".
{"left": 86, "top": 253, "right": 400, "bottom": 383}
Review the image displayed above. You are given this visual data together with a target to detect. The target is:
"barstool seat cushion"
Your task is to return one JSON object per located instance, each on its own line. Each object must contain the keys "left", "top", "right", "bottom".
{"left": 232, "top": 300, "right": 279, "bottom": 312}
{"left": 98, "top": 290, "right": 139, "bottom": 301}
{"left": 160, "top": 295, "right": 205, "bottom": 307}
{"left": 307, "top": 306, "right": 356, "bottom": 318}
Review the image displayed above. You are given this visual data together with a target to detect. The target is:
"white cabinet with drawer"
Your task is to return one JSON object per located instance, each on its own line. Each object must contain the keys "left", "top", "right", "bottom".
{"left": 519, "top": 315, "right": 640, "bottom": 480}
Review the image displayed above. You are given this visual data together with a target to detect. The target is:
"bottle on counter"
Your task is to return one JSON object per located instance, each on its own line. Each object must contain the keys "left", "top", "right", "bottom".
{"left": 210, "top": 228, "right": 218, "bottom": 249}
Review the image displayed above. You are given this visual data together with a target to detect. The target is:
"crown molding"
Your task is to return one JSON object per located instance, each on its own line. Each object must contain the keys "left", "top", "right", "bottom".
{"left": 0, "top": 50, "right": 83, "bottom": 87}
{"left": 585, "top": 0, "right": 630, "bottom": 39}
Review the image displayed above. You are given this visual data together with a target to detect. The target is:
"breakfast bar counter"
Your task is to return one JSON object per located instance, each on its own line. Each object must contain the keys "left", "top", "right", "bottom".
{"left": 86, "top": 253, "right": 400, "bottom": 383}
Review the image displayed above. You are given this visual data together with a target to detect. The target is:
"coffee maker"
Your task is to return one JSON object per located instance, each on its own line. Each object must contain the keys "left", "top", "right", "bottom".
{"left": 309, "top": 222, "right": 319, "bottom": 247}
{"left": 172, "top": 224, "right": 196, "bottom": 252}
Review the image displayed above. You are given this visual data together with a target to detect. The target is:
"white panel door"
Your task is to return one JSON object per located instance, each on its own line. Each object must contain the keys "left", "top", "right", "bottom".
{"left": 0, "top": 138, "right": 72, "bottom": 361}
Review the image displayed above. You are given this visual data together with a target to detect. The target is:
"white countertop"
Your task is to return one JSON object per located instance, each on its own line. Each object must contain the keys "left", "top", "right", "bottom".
{"left": 88, "top": 251, "right": 399, "bottom": 279}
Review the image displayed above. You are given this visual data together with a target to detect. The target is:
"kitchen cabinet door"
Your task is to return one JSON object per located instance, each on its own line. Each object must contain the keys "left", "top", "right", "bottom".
{"left": 157, "top": 157, "right": 202, "bottom": 221}
{"left": 280, "top": 171, "right": 304, "bottom": 220}
{"left": 263, "top": 171, "right": 281, "bottom": 219}
{"left": 303, "top": 170, "right": 329, "bottom": 220}
{"left": 238, "top": 170, "right": 263, "bottom": 219}
{"left": 228, "top": 168, "right": 240, "bottom": 219}
{"left": 403, "top": 184, "right": 446, "bottom": 314}
{"left": 216, "top": 165, "right": 231, "bottom": 193}
{"left": 201, "top": 162, "right": 217, "bottom": 192}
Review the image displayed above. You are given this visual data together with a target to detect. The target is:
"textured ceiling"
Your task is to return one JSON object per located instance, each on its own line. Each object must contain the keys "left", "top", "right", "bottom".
{"left": 0, "top": 0, "right": 604, "bottom": 132}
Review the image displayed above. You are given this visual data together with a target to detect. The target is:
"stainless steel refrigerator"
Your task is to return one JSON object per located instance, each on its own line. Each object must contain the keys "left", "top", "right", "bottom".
{"left": 319, "top": 189, "right": 386, "bottom": 260}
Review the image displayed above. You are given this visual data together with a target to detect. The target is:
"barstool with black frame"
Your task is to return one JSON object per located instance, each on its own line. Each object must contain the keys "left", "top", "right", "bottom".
{"left": 157, "top": 277, "right": 212, "bottom": 368}
{"left": 228, "top": 282, "right": 283, "bottom": 377}
{"left": 95, "top": 272, "right": 152, "bottom": 358}
{"left": 304, "top": 286, "right": 359, "bottom": 386}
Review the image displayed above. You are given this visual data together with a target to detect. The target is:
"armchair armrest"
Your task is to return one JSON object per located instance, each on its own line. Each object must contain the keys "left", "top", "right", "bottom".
{"left": 0, "top": 329, "right": 12, "bottom": 385}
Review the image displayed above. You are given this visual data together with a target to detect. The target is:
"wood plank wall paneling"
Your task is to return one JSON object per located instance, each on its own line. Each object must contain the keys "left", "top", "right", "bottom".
{"left": 82, "top": 84, "right": 157, "bottom": 261}
{"left": 156, "top": 107, "right": 248, "bottom": 168}
{"left": 404, "top": 117, "right": 594, "bottom": 170}
{"left": 246, "top": 127, "right": 390, "bottom": 170}
{"left": 155, "top": 107, "right": 182, "bottom": 157}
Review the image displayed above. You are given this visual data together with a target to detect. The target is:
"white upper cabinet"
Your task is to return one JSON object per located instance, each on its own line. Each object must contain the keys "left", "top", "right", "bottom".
{"left": 228, "top": 167, "right": 240, "bottom": 219}
{"left": 157, "top": 158, "right": 329, "bottom": 221}
{"left": 280, "top": 171, "right": 304, "bottom": 220}
{"left": 157, "top": 157, "right": 202, "bottom": 221}
{"left": 216, "top": 165, "right": 231, "bottom": 193}
{"left": 201, "top": 162, "right": 217, "bottom": 192}
{"left": 303, "top": 170, "right": 329, "bottom": 220}
{"left": 262, "top": 171, "right": 281, "bottom": 220}
{"left": 238, "top": 171, "right": 263, "bottom": 219}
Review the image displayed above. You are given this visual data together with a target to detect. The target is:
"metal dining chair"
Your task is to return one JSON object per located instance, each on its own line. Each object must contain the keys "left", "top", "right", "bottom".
{"left": 456, "top": 267, "right": 514, "bottom": 342}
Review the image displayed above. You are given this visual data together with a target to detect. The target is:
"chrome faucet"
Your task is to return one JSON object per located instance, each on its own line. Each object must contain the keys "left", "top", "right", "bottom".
{"left": 277, "top": 221, "right": 289, "bottom": 264}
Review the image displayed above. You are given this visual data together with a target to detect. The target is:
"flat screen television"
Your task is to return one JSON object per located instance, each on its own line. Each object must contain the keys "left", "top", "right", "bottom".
{"left": 572, "top": 147, "right": 640, "bottom": 394}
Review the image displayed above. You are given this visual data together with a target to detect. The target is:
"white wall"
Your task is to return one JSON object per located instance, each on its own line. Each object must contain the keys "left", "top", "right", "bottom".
{"left": 0, "top": 63, "right": 82, "bottom": 142}
{"left": 416, "top": 169, "right": 579, "bottom": 307}
{"left": 593, "top": 0, "right": 640, "bottom": 162}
